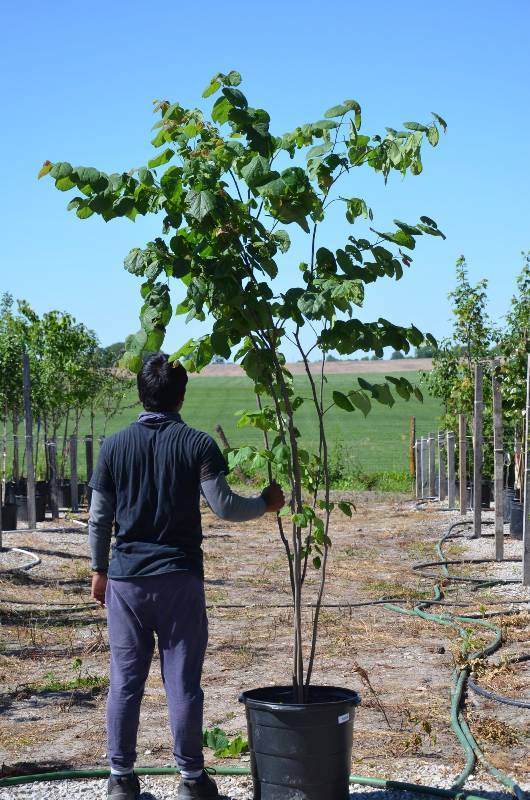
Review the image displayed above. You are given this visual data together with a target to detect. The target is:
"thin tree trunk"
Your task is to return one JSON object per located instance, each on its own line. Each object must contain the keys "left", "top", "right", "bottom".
{"left": 492, "top": 363, "right": 504, "bottom": 562}
{"left": 255, "top": 392, "right": 295, "bottom": 598}
{"left": 61, "top": 410, "right": 70, "bottom": 480}
{"left": 295, "top": 335, "right": 331, "bottom": 694}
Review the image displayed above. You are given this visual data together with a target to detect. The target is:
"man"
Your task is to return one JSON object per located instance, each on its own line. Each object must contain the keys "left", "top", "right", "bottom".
{"left": 89, "top": 354, "right": 284, "bottom": 800}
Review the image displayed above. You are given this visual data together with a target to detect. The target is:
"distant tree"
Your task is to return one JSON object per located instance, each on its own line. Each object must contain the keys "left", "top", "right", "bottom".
{"left": 424, "top": 256, "right": 495, "bottom": 474}
{"left": 415, "top": 342, "right": 436, "bottom": 358}
{"left": 99, "top": 341, "right": 126, "bottom": 367}
{"left": 390, "top": 350, "right": 404, "bottom": 359}
{"left": 499, "top": 252, "right": 530, "bottom": 440}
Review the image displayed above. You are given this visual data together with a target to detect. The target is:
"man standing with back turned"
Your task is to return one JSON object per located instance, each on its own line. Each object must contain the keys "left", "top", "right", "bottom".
{"left": 89, "top": 354, "right": 285, "bottom": 800}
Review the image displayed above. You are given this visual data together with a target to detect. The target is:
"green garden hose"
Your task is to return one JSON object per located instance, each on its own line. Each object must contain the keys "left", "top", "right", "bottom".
{"left": 382, "top": 519, "right": 526, "bottom": 799}
{"left": 0, "top": 765, "right": 513, "bottom": 800}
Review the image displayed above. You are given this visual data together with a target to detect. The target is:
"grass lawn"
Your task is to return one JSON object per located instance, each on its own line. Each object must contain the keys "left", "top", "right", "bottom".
{"left": 10, "top": 370, "right": 442, "bottom": 488}
{"left": 85, "top": 370, "right": 442, "bottom": 478}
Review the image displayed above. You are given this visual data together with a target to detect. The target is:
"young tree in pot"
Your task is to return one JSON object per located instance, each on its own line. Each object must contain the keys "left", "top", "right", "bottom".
{"left": 41, "top": 72, "right": 445, "bottom": 796}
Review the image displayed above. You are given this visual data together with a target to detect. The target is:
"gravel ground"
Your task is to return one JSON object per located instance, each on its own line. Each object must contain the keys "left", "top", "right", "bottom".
{"left": 1, "top": 770, "right": 526, "bottom": 800}
{"left": 1, "top": 506, "right": 528, "bottom": 800}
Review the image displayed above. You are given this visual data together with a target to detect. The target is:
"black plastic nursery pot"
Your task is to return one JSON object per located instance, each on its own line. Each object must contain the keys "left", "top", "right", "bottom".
{"left": 510, "top": 500, "right": 524, "bottom": 540}
{"left": 15, "top": 494, "right": 46, "bottom": 523}
{"left": 1, "top": 504, "right": 17, "bottom": 531}
{"left": 239, "top": 686, "right": 361, "bottom": 800}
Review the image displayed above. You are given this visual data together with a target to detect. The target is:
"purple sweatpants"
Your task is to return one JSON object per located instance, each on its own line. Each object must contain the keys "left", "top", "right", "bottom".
{"left": 105, "top": 571, "right": 208, "bottom": 772}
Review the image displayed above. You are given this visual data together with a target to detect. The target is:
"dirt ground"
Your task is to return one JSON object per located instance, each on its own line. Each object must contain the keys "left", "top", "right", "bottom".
{"left": 0, "top": 495, "right": 528, "bottom": 791}
{"left": 189, "top": 358, "right": 433, "bottom": 377}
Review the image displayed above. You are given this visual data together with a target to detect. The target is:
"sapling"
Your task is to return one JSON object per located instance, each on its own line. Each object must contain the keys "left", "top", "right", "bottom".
{"left": 41, "top": 71, "right": 446, "bottom": 701}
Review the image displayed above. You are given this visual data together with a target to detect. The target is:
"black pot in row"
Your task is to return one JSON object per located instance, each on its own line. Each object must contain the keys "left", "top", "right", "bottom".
{"left": 3, "top": 479, "right": 87, "bottom": 510}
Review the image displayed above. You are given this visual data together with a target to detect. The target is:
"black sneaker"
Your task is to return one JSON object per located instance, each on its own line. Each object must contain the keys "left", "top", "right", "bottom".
{"left": 178, "top": 770, "right": 219, "bottom": 799}
{"left": 107, "top": 773, "right": 140, "bottom": 800}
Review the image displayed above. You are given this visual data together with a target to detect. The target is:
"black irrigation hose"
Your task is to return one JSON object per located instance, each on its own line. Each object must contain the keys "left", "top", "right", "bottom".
{"left": 468, "top": 654, "right": 530, "bottom": 710}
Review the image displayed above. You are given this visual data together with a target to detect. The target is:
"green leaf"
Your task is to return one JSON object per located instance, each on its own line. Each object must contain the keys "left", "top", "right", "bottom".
{"left": 324, "top": 103, "right": 351, "bottom": 118}
{"left": 222, "top": 87, "right": 248, "bottom": 108}
{"left": 185, "top": 189, "right": 217, "bottom": 222}
{"left": 427, "top": 125, "right": 439, "bottom": 147}
{"left": 431, "top": 112, "right": 447, "bottom": 132}
{"left": 55, "top": 176, "right": 75, "bottom": 191}
{"left": 312, "top": 556, "right": 322, "bottom": 569}
{"left": 333, "top": 391, "right": 354, "bottom": 411}
{"left": 256, "top": 175, "right": 284, "bottom": 198}
{"left": 240, "top": 154, "right": 270, "bottom": 186}
{"left": 202, "top": 78, "right": 222, "bottom": 98}
{"left": 338, "top": 501, "right": 353, "bottom": 517}
{"left": 348, "top": 390, "right": 371, "bottom": 417}
{"left": 344, "top": 99, "right": 362, "bottom": 129}
{"left": 403, "top": 121, "right": 430, "bottom": 132}
{"left": 414, "top": 387, "right": 424, "bottom": 402}
{"left": 124, "top": 248, "right": 146, "bottom": 276}
{"left": 211, "top": 330, "right": 231, "bottom": 359}
{"left": 50, "top": 162, "right": 73, "bottom": 179}
{"left": 306, "top": 143, "right": 332, "bottom": 160}
{"left": 203, "top": 727, "right": 229, "bottom": 751}
{"left": 120, "top": 352, "right": 143, "bottom": 373}
{"left": 76, "top": 205, "right": 94, "bottom": 219}
{"left": 145, "top": 328, "right": 165, "bottom": 351}
{"left": 138, "top": 168, "right": 154, "bottom": 186}
{"left": 272, "top": 230, "right": 290, "bottom": 253}
{"left": 212, "top": 96, "right": 231, "bottom": 124}
{"left": 147, "top": 148, "right": 174, "bottom": 169}
{"left": 112, "top": 195, "right": 135, "bottom": 215}
{"left": 316, "top": 247, "right": 337, "bottom": 274}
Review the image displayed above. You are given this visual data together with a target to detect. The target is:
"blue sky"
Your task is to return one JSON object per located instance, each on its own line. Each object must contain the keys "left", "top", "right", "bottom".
{"left": 2, "top": 0, "right": 529, "bottom": 361}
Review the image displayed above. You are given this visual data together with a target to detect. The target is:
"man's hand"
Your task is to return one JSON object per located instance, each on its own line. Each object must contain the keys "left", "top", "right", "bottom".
{"left": 91, "top": 572, "right": 108, "bottom": 607}
{"left": 261, "top": 482, "right": 285, "bottom": 513}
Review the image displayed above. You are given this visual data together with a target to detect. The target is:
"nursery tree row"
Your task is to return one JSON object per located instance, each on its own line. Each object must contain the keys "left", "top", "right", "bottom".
{"left": 424, "top": 253, "right": 530, "bottom": 479}
{"left": 0, "top": 294, "right": 133, "bottom": 481}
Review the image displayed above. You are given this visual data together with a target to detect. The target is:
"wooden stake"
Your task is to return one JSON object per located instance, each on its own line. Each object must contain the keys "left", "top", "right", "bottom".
{"left": 492, "top": 363, "right": 504, "bottom": 562}
{"left": 421, "top": 436, "right": 426, "bottom": 495}
{"left": 472, "top": 364, "right": 483, "bottom": 538}
{"left": 409, "top": 416, "right": 416, "bottom": 477}
{"left": 215, "top": 423, "right": 250, "bottom": 484}
{"left": 47, "top": 438, "right": 59, "bottom": 520}
{"left": 523, "top": 354, "right": 530, "bottom": 586}
{"left": 438, "top": 431, "right": 447, "bottom": 501}
{"left": 447, "top": 431, "right": 456, "bottom": 510}
{"left": 459, "top": 414, "right": 467, "bottom": 515}
{"left": 428, "top": 432, "right": 436, "bottom": 498}
{"left": 70, "top": 435, "right": 78, "bottom": 512}
{"left": 415, "top": 440, "right": 422, "bottom": 499}
{"left": 22, "top": 353, "right": 36, "bottom": 530}
{"left": 85, "top": 435, "right": 94, "bottom": 507}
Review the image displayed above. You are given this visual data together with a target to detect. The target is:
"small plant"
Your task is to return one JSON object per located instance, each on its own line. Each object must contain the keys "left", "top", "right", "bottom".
{"left": 37, "top": 658, "right": 108, "bottom": 693}
{"left": 397, "top": 708, "right": 437, "bottom": 754}
{"left": 203, "top": 726, "right": 248, "bottom": 758}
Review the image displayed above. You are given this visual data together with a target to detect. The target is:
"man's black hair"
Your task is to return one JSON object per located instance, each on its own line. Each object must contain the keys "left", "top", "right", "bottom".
{"left": 137, "top": 354, "right": 188, "bottom": 412}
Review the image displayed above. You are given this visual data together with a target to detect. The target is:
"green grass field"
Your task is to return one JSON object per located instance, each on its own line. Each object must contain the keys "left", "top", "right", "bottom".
{"left": 89, "top": 370, "right": 442, "bottom": 483}
{"left": 11, "top": 370, "right": 443, "bottom": 490}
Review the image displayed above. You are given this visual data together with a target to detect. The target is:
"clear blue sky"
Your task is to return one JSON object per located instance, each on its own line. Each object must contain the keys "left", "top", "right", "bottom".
{"left": 2, "top": 0, "right": 529, "bottom": 361}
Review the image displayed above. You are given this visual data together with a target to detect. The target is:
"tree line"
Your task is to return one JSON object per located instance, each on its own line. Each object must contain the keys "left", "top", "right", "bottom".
{"left": 0, "top": 294, "right": 133, "bottom": 482}
{"left": 425, "top": 253, "right": 530, "bottom": 480}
